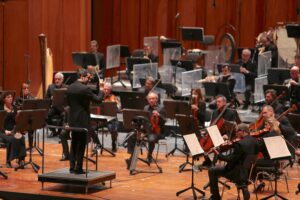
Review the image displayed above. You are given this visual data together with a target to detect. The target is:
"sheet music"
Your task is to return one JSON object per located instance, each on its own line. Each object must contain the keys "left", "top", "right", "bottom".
{"left": 263, "top": 136, "right": 291, "bottom": 160}
{"left": 183, "top": 133, "right": 204, "bottom": 156}
{"left": 206, "top": 125, "right": 224, "bottom": 147}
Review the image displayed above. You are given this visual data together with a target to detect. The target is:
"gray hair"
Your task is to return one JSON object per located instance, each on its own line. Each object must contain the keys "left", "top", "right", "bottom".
{"left": 55, "top": 72, "right": 64, "bottom": 79}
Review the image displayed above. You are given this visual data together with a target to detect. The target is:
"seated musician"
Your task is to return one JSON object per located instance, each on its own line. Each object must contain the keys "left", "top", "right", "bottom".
{"left": 143, "top": 44, "right": 159, "bottom": 63}
{"left": 15, "top": 82, "right": 35, "bottom": 151}
{"left": 191, "top": 88, "right": 206, "bottom": 129}
{"left": 237, "top": 48, "right": 257, "bottom": 110}
{"left": 202, "top": 95, "right": 240, "bottom": 167}
{"left": 0, "top": 92, "right": 26, "bottom": 168}
{"left": 283, "top": 66, "right": 300, "bottom": 113}
{"left": 264, "top": 89, "right": 284, "bottom": 115}
{"left": 126, "top": 91, "right": 165, "bottom": 165}
{"left": 207, "top": 123, "right": 259, "bottom": 200}
{"left": 45, "top": 72, "right": 67, "bottom": 137}
{"left": 100, "top": 83, "right": 120, "bottom": 152}
{"left": 217, "top": 65, "right": 236, "bottom": 96}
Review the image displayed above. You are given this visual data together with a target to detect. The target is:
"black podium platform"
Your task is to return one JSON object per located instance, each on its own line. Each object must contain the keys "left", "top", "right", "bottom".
{"left": 38, "top": 168, "right": 116, "bottom": 194}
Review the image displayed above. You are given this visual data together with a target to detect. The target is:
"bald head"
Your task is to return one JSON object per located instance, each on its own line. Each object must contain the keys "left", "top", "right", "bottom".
{"left": 290, "top": 66, "right": 300, "bottom": 80}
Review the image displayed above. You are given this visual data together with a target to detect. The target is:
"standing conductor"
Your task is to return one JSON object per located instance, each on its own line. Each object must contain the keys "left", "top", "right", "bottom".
{"left": 67, "top": 70, "right": 103, "bottom": 174}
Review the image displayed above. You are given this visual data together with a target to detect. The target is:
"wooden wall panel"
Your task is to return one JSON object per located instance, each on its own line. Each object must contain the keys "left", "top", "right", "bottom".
{"left": 0, "top": 2, "right": 3, "bottom": 89}
{"left": 3, "top": 0, "right": 28, "bottom": 93}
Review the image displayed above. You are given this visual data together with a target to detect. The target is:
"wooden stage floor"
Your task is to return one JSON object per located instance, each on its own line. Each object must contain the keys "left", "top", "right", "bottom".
{"left": 0, "top": 142, "right": 299, "bottom": 200}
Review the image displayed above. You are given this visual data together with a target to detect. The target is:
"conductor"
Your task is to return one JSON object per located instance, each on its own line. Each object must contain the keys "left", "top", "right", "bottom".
{"left": 67, "top": 70, "right": 103, "bottom": 174}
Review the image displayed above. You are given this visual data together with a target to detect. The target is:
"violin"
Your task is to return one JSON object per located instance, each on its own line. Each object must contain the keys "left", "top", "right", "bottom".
{"left": 206, "top": 137, "right": 241, "bottom": 155}
{"left": 150, "top": 108, "right": 160, "bottom": 135}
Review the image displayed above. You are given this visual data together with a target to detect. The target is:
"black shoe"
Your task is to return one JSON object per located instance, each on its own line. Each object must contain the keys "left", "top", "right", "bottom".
{"left": 254, "top": 182, "right": 265, "bottom": 193}
{"left": 201, "top": 158, "right": 212, "bottom": 167}
{"left": 6, "top": 162, "right": 12, "bottom": 168}
{"left": 60, "top": 154, "right": 69, "bottom": 161}
{"left": 69, "top": 168, "right": 75, "bottom": 173}
{"left": 74, "top": 169, "right": 86, "bottom": 174}
{"left": 208, "top": 195, "right": 221, "bottom": 200}
{"left": 17, "top": 159, "right": 25, "bottom": 169}
{"left": 242, "top": 188, "right": 250, "bottom": 200}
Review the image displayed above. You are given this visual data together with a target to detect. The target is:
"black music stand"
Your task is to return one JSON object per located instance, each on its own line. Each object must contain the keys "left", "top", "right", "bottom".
{"left": 287, "top": 113, "right": 300, "bottom": 133}
{"left": 14, "top": 109, "right": 47, "bottom": 173}
{"left": 176, "top": 133, "right": 205, "bottom": 200}
{"left": 91, "top": 102, "right": 118, "bottom": 157}
{"left": 181, "top": 27, "right": 204, "bottom": 42}
{"left": 160, "top": 40, "right": 182, "bottom": 50}
{"left": 112, "top": 45, "right": 130, "bottom": 88}
{"left": 163, "top": 100, "right": 191, "bottom": 157}
{"left": 176, "top": 114, "right": 198, "bottom": 173}
{"left": 22, "top": 99, "right": 51, "bottom": 156}
{"left": 267, "top": 68, "right": 290, "bottom": 85}
{"left": 261, "top": 136, "right": 291, "bottom": 200}
{"left": 0, "top": 111, "right": 8, "bottom": 179}
{"left": 72, "top": 52, "right": 96, "bottom": 68}
{"left": 122, "top": 109, "right": 162, "bottom": 175}
{"left": 203, "top": 82, "right": 231, "bottom": 100}
{"left": 170, "top": 59, "right": 194, "bottom": 71}
{"left": 60, "top": 71, "right": 78, "bottom": 85}
{"left": 263, "top": 85, "right": 290, "bottom": 101}
{"left": 119, "top": 91, "right": 147, "bottom": 110}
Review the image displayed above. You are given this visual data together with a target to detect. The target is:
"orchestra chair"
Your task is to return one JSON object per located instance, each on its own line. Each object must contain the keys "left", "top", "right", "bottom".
{"left": 0, "top": 138, "right": 6, "bottom": 148}
{"left": 254, "top": 160, "right": 289, "bottom": 199}
{"left": 155, "top": 138, "right": 168, "bottom": 161}
{"left": 221, "top": 154, "right": 257, "bottom": 200}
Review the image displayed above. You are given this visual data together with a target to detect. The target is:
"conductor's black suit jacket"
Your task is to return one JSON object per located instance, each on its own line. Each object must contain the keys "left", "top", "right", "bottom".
{"left": 67, "top": 80, "right": 102, "bottom": 129}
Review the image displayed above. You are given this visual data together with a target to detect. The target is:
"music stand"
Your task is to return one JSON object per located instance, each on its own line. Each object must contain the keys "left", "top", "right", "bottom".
{"left": 267, "top": 68, "right": 290, "bottom": 85}
{"left": 170, "top": 59, "right": 194, "bottom": 71}
{"left": 176, "top": 114, "right": 198, "bottom": 172}
{"left": 176, "top": 133, "right": 205, "bottom": 200}
{"left": 181, "top": 27, "right": 204, "bottom": 42}
{"left": 14, "top": 109, "right": 47, "bottom": 173}
{"left": 160, "top": 40, "right": 182, "bottom": 49}
{"left": 119, "top": 91, "right": 147, "bottom": 110}
{"left": 122, "top": 109, "right": 162, "bottom": 175}
{"left": 0, "top": 111, "right": 8, "bottom": 179}
{"left": 22, "top": 99, "right": 51, "bottom": 156}
{"left": 263, "top": 85, "right": 290, "bottom": 101}
{"left": 261, "top": 136, "right": 291, "bottom": 200}
{"left": 203, "top": 82, "right": 232, "bottom": 100}
{"left": 90, "top": 102, "right": 118, "bottom": 157}
{"left": 287, "top": 113, "right": 300, "bottom": 133}
{"left": 60, "top": 71, "right": 78, "bottom": 85}
{"left": 72, "top": 52, "right": 96, "bottom": 68}
{"left": 164, "top": 100, "right": 191, "bottom": 157}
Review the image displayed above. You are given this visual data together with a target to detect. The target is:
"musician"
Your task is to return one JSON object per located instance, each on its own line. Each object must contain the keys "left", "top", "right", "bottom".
{"left": 101, "top": 83, "right": 120, "bottom": 152}
{"left": 143, "top": 92, "right": 165, "bottom": 163}
{"left": 237, "top": 48, "right": 257, "bottom": 109}
{"left": 216, "top": 65, "right": 236, "bottom": 98}
{"left": 143, "top": 44, "right": 159, "bottom": 63}
{"left": 191, "top": 88, "right": 206, "bottom": 129}
{"left": 258, "top": 35, "right": 278, "bottom": 68}
{"left": 45, "top": 72, "right": 67, "bottom": 137}
{"left": 0, "top": 92, "right": 26, "bottom": 168}
{"left": 202, "top": 95, "right": 240, "bottom": 167}
{"left": 283, "top": 66, "right": 300, "bottom": 113}
{"left": 89, "top": 40, "right": 106, "bottom": 79}
{"left": 208, "top": 123, "right": 258, "bottom": 200}
{"left": 66, "top": 70, "right": 103, "bottom": 174}
{"left": 264, "top": 89, "right": 284, "bottom": 115}
{"left": 15, "top": 82, "right": 35, "bottom": 151}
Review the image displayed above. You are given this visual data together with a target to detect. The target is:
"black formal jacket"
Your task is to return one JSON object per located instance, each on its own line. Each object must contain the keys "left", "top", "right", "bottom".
{"left": 237, "top": 59, "right": 257, "bottom": 88}
{"left": 67, "top": 80, "right": 102, "bottom": 129}
{"left": 218, "top": 135, "right": 259, "bottom": 182}
{"left": 144, "top": 104, "right": 166, "bottom": 136}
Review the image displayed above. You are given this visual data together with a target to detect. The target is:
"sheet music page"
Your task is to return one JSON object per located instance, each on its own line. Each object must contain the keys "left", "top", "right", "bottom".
{"left": 183, "top": 133, "right": 204, "bottom": 156}
{"left": 263, "top": 136, "right": 291, "bottom": 159}
{"left": 206, "top": 125, "right": 224, "bottom": 147}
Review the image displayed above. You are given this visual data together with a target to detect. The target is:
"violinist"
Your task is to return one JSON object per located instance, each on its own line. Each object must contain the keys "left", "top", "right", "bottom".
{"left": 144, "top": 91, "right": 166, "bottom": 163}
{"left": 191, "top": 88, "right": 206, "bottom": 129}
{"left": 207, "top": 123, "right": 258, "bottom": 200}
{"left": 264, "top": 89, "right": 284, "bottom": 115}
{"left": 201, "top": 95, "right": 240, "bottom": 167}
{"left": 0, "top": 92, "right": 26, "bottom": 168}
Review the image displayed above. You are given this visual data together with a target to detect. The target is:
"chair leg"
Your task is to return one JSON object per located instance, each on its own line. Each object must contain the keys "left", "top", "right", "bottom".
{"left": 156, "top": 143, "right": 160, "bottom": 161}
